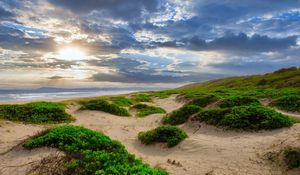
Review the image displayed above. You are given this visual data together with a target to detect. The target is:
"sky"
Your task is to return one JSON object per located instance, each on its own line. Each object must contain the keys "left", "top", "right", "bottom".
{"left": 0, "top": 0, "right": 299, "bottom": 88}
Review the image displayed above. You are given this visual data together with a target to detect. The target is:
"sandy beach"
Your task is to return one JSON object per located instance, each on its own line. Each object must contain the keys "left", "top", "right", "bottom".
{"left": 0, "top": 94, "right": 300, "bottom": 175}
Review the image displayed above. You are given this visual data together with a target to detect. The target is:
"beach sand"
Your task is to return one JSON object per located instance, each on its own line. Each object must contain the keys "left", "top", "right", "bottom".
{"left": 0, "top": 95, "right": 300, "bottom": 175}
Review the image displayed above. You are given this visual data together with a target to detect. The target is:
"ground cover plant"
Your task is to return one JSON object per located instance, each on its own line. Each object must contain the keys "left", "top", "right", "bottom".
{"left": 138, "top": 125, "right": 188, "bottom": 147}
{"left": 109, "top": 96, "right": 133, "bottom": 107}
{"left": 24, "top": 125, "right": 168, "bottom": 175}
{"left": 187, "top": 94, "right": 219, "bottom": 107}
{"left": 80, "top": 99, "right": 130, "bottom": 116}
{"left": 162, "top": 105, "right": 201, "bottom": 125}
{"left": 271, "top": 95, "right": 300, "bottom": 112}
{"left": 133, "top": 93, "right": 152, "bottom": 102}
{"left": 131, "top": 104, "right": 166, "bottom": 117}
{"left": 284, "top": 148, "right": 300, "bottom": 169}
{"left": 0, "top": 102, "right": 72, "bottom": 124}
{"left": 195, "top": 105, "right": 295, "bottom": 130}
{"left": 219, "top": 96, "right": 261, "bottom": 108}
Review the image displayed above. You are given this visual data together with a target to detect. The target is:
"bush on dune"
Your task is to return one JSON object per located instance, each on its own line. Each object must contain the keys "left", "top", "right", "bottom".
{"left": 196, "top": 105, "right": 295, "bottom": 130}
{"left": 80, "top": 99, "right": 130, "bottom": 116}
{"left": 219, "top": 96, "right": 260, "bottom": 108}
{"left": 131, "top": 104, "right": 166, "bottom": 117}
{"left": 24, "top": 125, "right": 167, "bottom": 175}
{"left": 133, "top": 94, "right": 152, "bottom": 102}
{"left": 138, "top": 125, "right": 188, "bottom": 147}
{"left": 0, "top": 102, "right": 72, "bottom": 124}
{"left": 187, "top": 94, "right": 219, "bottom": 107}
{"left": 162, "top": 105, "right": 201, "bottom": 125}
{"left": 284, "top": 148, "right": 300, "bottom": 169}
{"left": 271, "top": 95, "right": 300, "bottom": 112}
{"left": 109, "top": 96, "right": 133, "bottom": 107}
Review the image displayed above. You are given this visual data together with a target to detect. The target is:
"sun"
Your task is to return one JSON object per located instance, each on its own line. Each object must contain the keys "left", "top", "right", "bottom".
{"left": 57, "top": 47, "right": 86, "bottom": 61}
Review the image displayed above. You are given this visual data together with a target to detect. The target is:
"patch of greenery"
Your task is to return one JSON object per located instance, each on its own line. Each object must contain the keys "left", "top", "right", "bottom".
{"left": 284, "top": 148, "right": 300, "bottom": 169}
{"left": 24, "top": 125, "right": 167, "bottom": 175}
{"left": 131, "top": 104, "right": 166, "bottom": 117}
{"left": 138, "top": 125, "right": 188, "bottom": 147}
{"left": 109, "top": 96, "right": 133, "bottom": 107}
{"left": 162, "top": 105, "right": 201, "bottom": 125}
{"left": 187, "top": 94, "right": 219, "bottom": 107}
{"left": 196, "top": 105, "right": 295, "bottom": 130}
{"left": 80, "top": 99, "right": 130, "bottom": 116}
{"left": 150, "top": 90, "right": 177, "bottom": 99}
{"left": 133, "top": 93, "right": 152, "bottom": 102}
{"left": 0, "top": 102, "right": 72, "bottom": 124}
{"left": 271, "top": 95, "right": 300, "bottom": 112}
{"left": 219, "top": 96, "right": 261, "bottom": 108}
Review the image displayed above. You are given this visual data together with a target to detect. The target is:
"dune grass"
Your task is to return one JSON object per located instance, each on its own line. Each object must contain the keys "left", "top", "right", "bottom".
{"left": 162, "top": 105, "right": 201, "bottom": 125}
{"left": 271, "top": 95, "right": 300, "bottom": 112}
{"left": 196, "top": 105, "right": 295, "bottom": 130}
{"left": 187, "top": 94, "right": 219, "bottom": 107}
{"left": 109, "top": 96, "right": 133, "bottom": 107}
{"left": 0, "top": 102, "right": 72, "bottom": 124}
{"left": 131, "top": 104, "right": 166, "bottom": 117}
{"left": 219, "top": 96, "right": 261, "bottom": 108}
{"left": 24, "top": 125, "right": 168, "bottom": 175}
{"left": 133, "top": 93, "right": 152, "bottom": 102}
{"left": 80, "top": 99, "right": 130, "bottom": 116}
{"left": 138, "top": 125, "right": 187, "bottom": 147}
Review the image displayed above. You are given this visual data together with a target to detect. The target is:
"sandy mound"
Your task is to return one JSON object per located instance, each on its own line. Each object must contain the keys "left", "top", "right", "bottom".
{"left": 1, "top": 94, "right": 300, "bottom": 175}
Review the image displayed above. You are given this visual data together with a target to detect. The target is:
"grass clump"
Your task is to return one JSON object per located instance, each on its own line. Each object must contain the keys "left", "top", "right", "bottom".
{"left": 271, "top": 95, "right": 300, "bottom": 112}
{"left": 133, "top": 93, "right": 152, "bottom": 102}
{"left": 131, "top": 104, "right": 166, "bottom": 117}
{"left": 219, "top": 96, "right": 260, "bottom": 108}
{"left": 188, "top": 94, "right": 219, "bottom": 107}
{"left": 0, "top": 102, "right": 72, "bottom": 124}
{"left": 81, "top": 99, "right": 130, "bottom": 116}
{"left": 138, "top": 125, "right": 188, "bottom": 147}
{"left": 24, "top": 125, "right": 168, "bottom": 175}
{"left": 162, "top": 105, "right": 201, "bottom": 125}
{"left": 284, "top": 148, "right": 300, "bottom": 169}
{"left": 109, "top": 96, "right": 133, "bottom": 107}
{"left": 196, "top": 105, "right": 295, "bottom": 130}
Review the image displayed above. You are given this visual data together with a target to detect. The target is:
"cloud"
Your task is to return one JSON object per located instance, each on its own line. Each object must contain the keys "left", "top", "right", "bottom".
{"left": 48, "top": 0, "right": 163, "bottom": 20}
{"left": 153, "top": 33, "right": 297, "bottom": 52}
{"left": 0, "top": 6, "right": 14, "bottom": 20}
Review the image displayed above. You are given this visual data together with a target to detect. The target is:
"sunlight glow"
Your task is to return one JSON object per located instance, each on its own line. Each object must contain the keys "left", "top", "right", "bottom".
{"left": 57, "top": 47, "right": 86, "bottom": 61}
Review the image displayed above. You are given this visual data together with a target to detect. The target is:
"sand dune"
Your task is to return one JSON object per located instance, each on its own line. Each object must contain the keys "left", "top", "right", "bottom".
{"left": 1, "top": 95, "right": 300, "bottom": 175}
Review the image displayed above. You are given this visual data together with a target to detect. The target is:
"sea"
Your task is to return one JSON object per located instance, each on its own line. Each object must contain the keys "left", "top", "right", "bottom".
{"left": 0, "top": 87, "right": 167, "bottom": 102}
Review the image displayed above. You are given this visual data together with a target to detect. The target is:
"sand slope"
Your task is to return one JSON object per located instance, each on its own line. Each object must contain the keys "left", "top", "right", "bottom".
{"left": 1, "top": 95, "right": 300, "bottom": 175}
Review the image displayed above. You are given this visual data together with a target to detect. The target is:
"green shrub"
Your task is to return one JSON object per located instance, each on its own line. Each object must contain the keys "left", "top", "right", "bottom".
{"left": 134, "top": 94, "right": 152, "bottom": 102}
{"left": 138, "top": 125, "right": 188, "bottom": 147}
{"left": 24, "top": 125, "right": 167, "bottom": 175}
{"left": 196, "top": 108, "right": 231, "bottom": 126}
{"left": 188, "top": 94, "right": 218, "bottom": 107}
{"left": 219, "top": 96, "right": 260, "bottom": 108}
{"left": 271, "top": 95, "right": 300, "bottom": 112}
{"left": 196, "top": 105, "right": 295, "bottom": 130}
{"left": 284, "top": 148, "right": 300, "bottom": 169}
{"left": 162, "top": 105, "right": 201, "bottom": 125}
{"left": 81, "top": 99, "right": 130, "bottom": 116}
{"left": 109, "top": 96, "right": 133, "bottom": 107}
{"left": 131, "top": 104, "right": 166, "bottom": 117}
{"left": 0, "top": 102, "right": 72, "bottom": 124}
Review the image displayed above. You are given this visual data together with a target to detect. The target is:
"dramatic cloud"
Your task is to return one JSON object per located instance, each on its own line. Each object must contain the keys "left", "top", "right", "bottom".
{"left": 0, "top": 0, "right": 299, "bottom": 87}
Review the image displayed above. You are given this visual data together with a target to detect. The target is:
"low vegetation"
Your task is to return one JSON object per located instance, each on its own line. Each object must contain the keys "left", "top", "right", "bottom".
{"left": 80, "top": 99, "right": 130, "bottom": 116}
{"left": 0, "top": 102, "right": 72, "bottom": 124}
{"left": 131, "top": 104, "right": 166, "bottom": 117}
{"left": 24, "top": 125, "right": 167, "bottom": 175}
{"left": 196, "top": 105, "right": 295, "bottom": 130}
{"left": 138, "top": 125, "right": 188, "bottom": 147}
{"left": 284, "top": 148, "right": 300, "bottom": 169}
{"left": 162, "top": 105, "right": 201, "bottom": 125}
{"left": 271, "top": 95, "right": 300, "bottom": 112}
{"left": 109, "top": 96, "right": 133, "bottom": 107}
{"left": 187, "top": 94, "right": 219, "bottom": 107}
{"left": 219, "top": 96, "right": 260, "bottom": 108}
{"left": 133, "top": 93, "right": 152, "bottom": 102}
